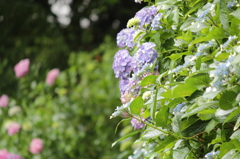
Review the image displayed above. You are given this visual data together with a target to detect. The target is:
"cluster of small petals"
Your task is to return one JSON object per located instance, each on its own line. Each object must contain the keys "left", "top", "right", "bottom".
{"left": 222, "top": 35, "right": 237, "bottom": 48}
{"left": 134, "top": 6, "right": 158, "bottom": 28}
{"left": 116, "top": 28, "right": 136, "bottom": 49}
{"left": 113, "top": 50, "right": 133, "bottom": 79}
{"left": 173, "top": 103, "right": 185, "bottom": 114}
{"left": 204, "top": 151, "right": 220, "bottom": 159}
{"left": 131, "top": 116, "right": 145, "bottom": 130}
{"left": 120, "top": 92, "right": 134, "bottom": 104}
{"left": 227, "top": 1, "right": 237, "bottom": 9}
{"left": 0, "top": 149, "right": 23, "bottom": 159}
{"left": 119, "top": 78, "right": 130, "bottom": 94}
{"left": 110, "top": 102, "right": 131, "bottom": 119}
{"left": 132, "top": 42, "right": 158, "bottom": 73}
{"left": 29, "top": 138, "right": 43, "bottom": 154}
{"left": 46, "top": 68, "right": 60, "bottom": 86}
{"left": 14, "top": 59, "right": 30, "bottom": 78}
{"left": 8, "top": 106, "right": 21, "bottom": 117}
{"left": 0, "top": 94, "right": 9, "bottom": 108}
{"left": 7, "top": 122, "right": 21, "bottom": 136}
{"left": 151, "top": 13, "right": 163, "bottom": 30}
{"left": 196, "top": 4, "right": 215, "bottom": 23}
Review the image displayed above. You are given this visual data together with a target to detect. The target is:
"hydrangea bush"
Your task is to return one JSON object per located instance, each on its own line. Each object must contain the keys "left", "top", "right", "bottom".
{"left": 111, "top": 0, "right": 240, "bottom": 158}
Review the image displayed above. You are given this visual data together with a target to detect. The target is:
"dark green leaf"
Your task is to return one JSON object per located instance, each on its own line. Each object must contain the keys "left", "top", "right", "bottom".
{"left": 219, "top": 91, "right": 237, "bottom": 110}
{"left": 185, "top": 73, "right": 210, "bottom": 89}
{"left": 162, "top": 84, "right": 197, "bottom": 98}
{"left": 156, "top": 105, "right": 169, "bottom": 128}
{"left": 172, "top": 112, "right": 182, "bottom": 135}
{"left": 154, "top": 136, "right": 177, "bottom": 152}
{"left": 205, "top": 119, "right": 218, "bottom": 133}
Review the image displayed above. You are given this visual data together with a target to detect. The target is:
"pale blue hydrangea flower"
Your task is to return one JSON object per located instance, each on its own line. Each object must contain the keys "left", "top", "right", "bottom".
{"left": 204, "top": 151, "right": 220, "bottom": 159}
{"left": 112, "top": 49, "right": 133, "bottom": 79}
{"left": 132, "top": 42, "right": 158, "bottom": 73}
{"left": 134, "top": 6, "right": 158, "bottom": 28}
{"left": 116, "top": 28, "right": 136, "bottom": 49}
{"left": 173, "top": 103, "right": 185, "bottom": 113}
{"left": 151, "top": 13, "right": 163, "bottom": 31}
{"left": 222, "top": 35, "right": 237, "bottom": 48}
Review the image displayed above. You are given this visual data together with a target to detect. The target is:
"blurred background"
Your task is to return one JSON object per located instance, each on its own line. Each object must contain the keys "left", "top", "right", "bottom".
{"left": 0, "top": 0, "right": 144, "bottom": 158}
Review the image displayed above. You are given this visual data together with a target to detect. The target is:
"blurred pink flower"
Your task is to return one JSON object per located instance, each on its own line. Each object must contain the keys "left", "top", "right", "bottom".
{"left": 14, "top": 59, "right": 30, "bottom": 78}
{"left": 29, "top": 138, "right": 43, "bottom": 154}
{"left": 46, "top": 68, "right": 60, "bottom": 86}
{"left": 0, "top": 149, "right": 9, "bottom": 159}
{"left": 0, "top": 95, "right": 9, "bottom": 107}
{"left": 7, "top": 122, "right": 21, "bottom": 136}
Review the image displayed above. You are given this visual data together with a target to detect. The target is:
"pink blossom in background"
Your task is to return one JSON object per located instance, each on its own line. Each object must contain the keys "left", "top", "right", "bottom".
{"left": 29, "top": 138, "right": 43, "bottom": 154}
{"left": 0, "top": 95, "right": 9, "bottom": 107}
{"left": 0, "top": 149, "right": 9, "bottom": 159}
{"left": 46, "top": 68, "right": 60, "bottom": 86}
{"left": 7, "top": 122, "right": 21, "bottom": 136}
{"left": 14, "top": 59, "right": 30, "bottom": 78}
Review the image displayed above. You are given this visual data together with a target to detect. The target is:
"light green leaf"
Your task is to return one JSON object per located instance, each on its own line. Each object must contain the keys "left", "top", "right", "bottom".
{"left": 112, "top": 130, "right": 144, "bottom": 147}
{"left": 156, "top": 105, "right": 169, "bottom": 128}
{"left": 224, "top": 107, "right": 240, "bottom": 124}
{"left": 185, "top": 73, "right": 210, "bottom": 89}
{"left": 205, "top": 119, "right": 218, "bottom": 133}
{"left": 154, "top": 136, "right": 176, "bottom": 152}
{"left": 230, "top": 8, "right": 240, "bottom": 19}
{"left": 172, "top": 112, "right": 182, "bottom": 135}
{"left": 222, "top": 149, "right": 240, "bottom": 159}
{"left": 173, "top": 147, "right": 190, "bottom": 159}
{"left": 141, "top": 75, "right": 157, "bottom": 87}
{"left": 130, "top": 96, "right": 144, "bottom": 115}
{"left": 230, "top": 129, "right": 240, "bottom": 140}
{"left": 219, "top": 0, "right": 229, "bottom": 31}
{"left": 181, "top": 117, "right": 199, "bottom": 131}
{"left": 219, "top": 91, "right": 237, "bottom": 110}
{"left": 234, "top": 116, "right": 240, "bottom": 131}
{"left": 142, "top": 128, "right": 164, "bottom": 140}
{"left": 162, "top": 84, "right": 197, "bottom": 98}
{"left": 219, "top": 142, "right": 235, "bottom": 158}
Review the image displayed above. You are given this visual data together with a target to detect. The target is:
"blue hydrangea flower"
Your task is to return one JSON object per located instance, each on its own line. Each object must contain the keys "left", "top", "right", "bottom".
{"left": 173, "top": 103, "right": 185, "bottom": 113}
{"left": 116, "top": 28, "right": 136, "bottom": 49}
{"left": 151, "top": 13, "right": 163, "bottom": 31}
{"left": 131, "top": 116, "right": 145, "bottom": 130}
{"left": 132, "top": 42, "right": 158, "bottom": 73}
{"left": 112, "top": 49, "right": 133, "bottom": 79}
{"left": 134, "top": 6, "right": 158, "bottom": 28}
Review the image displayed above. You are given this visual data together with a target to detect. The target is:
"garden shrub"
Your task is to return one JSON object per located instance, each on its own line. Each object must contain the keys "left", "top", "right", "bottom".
{"left": 111, "top": 0, "right": 240, "bottom": 158}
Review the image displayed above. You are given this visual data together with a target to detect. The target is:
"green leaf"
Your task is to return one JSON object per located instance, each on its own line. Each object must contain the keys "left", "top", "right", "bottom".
{"left": 230, "top": 8, "right": 240, "bottom": 19}
{"left": 172, "top": 112, "right": 182, "bottom": 135}
{"left": 151, "top": 88, "right": 158, "bottom": 121}
{"left": 156, "top": 105, "right": 169, "bottom": 128}
{"left": 181, "top": 117, "right": 199, "bottom": 131}
{"left": 182, "top": 120, "right": 208, "bottom": 137}
{"left": 154, "top": 136, "right": 177, "bottom": 152}
{"left": 219, "top": 91, "right": 237, "bottom": 110}
{"left": 162, "top": 84, "right": 197, "bottom": 98}
{"left": 112, "top": 130, "right": 144, "bottom": 147}
{"left": 141, "top": 75, "right": 157, "bottom": 87}
{"left": 168, "top": 52, "right": 191, "bottom": 61}
{"left": 224, "top": 107, "right": 240, "bottom": 124}
{"left": 219, "top": 0, "right": 229, "bottom": 31}
{"left": 215, "top": 53, "right": 230, "bottom": 61}
{"left": 182, "top": 101, "right": 218, "bottom": 118}
{"left": 222, "top": 149, "right": 240, "bottom": 159}
{"left": 205, "top": 119, "right": 218, "bottom": 133}
{"left": 230, "top": 129, "right": 240, "bottom": 140}
{"left": 219, "top": 142, "right": 235, "bottom": 158}
{"left": 185, "top": 73, "right": 210, "bottom": 89}
{"left": 141, "top": 128, "right": 164, "bottom": 140}
{"left": 130, "top": 96, "right": 144, "bottom": 115}
{"left": 234, "top": 116, "right": 240, "bottom": 131}
{"left": 173, "top": 147, "right": 190, "bottom": 159}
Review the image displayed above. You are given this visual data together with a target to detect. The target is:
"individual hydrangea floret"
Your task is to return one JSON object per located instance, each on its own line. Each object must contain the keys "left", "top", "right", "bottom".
{"left": 151, "top": 13, "right": 163, "bottom": 30}
{"left": 113, "top": 49, "right": 133, "bottom": 79}
{"left": 131, "top": 116, "right": 145, "bottom": 130}
{"left": 132, "top": 42, "right": 158, "bottom": 73}
{"left": 134, "top": 0, "right": 143, "bottom": 3}
{"left": 116, "top": 28, "right": 136, "bottom": 49}
{"left": 110, "top": 102, "right": 131, "bottom": 119}
{"left": 204, "top": 151, "right": 220, "bottom": 159}
{"left": 119, "top": 78, "right": 130, "bottom": 94}
{"left": 134, "top": 6, "right": 158, "bottom": 28}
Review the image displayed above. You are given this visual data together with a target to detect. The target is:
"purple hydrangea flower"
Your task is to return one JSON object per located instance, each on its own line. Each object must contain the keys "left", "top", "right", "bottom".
{"left": 151, "top": 13, "right": 163, "bottom": 30}
{"left": 131, "top": 116, "right": 145, "bottom": 130}
{"left": 113, "top": 49, "right": 133, "bottom": 79}
{"left": 134, "top": 6, "right": 158, "bottom": 28}
{"left": 132, "top": 42, "right": 158, "bottom": 73}
{"left": 119, "top": 78, "right": 130, "bottom": 94}
{"left": 116, "top": 28, "right": 136, "bottom": 49}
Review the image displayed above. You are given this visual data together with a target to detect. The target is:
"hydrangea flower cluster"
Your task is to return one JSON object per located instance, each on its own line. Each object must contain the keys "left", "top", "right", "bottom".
{"left": 0, "top": 94, "right": 9, "bottom": 107}
{"left": 134, "top": 6, "right": 158, "bottom": 28}
{"left": 173, "top": 102, "right": 185, "bottom": 114}
{"left": 7, "top": 122, "right": 21, "bottom": 136}
{"left": 151, "top": 13, "right": 163, "bottom": 30}
{"left": 131, "top": 116, "right": 145, "bottom": 130}
{"left": 14, "top": 59, "right": 30, "bottom": 78}
{"left": 204, "top": 151, "right": 220, "bottom": 159}
{"left": 117, "top": 28, "right": 136, "bottom": 49}
{"left": 132, "top": 42, "right": 158, "bottom": 73}
{"left": 113, "top": 49, "right": 132, "bottom": 80}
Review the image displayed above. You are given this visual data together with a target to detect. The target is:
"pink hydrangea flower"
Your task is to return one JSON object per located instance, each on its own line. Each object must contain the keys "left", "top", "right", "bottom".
{"left": 0, "top": 95, "right": 9, "bottom": 107}
{"left": 0, "top": 149, "right": 9, "bottom": 159}
{"left": 14, "top": 59, "right": 30, "bottom": 78}
{"left": 46, "top": 68, "right": 60, "bottom": 86}
{"left": 7, "top": 122, "right": 21, "bottom": 136}
{"left": 29, "top": 138, "right": 43, "bottom": 154}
